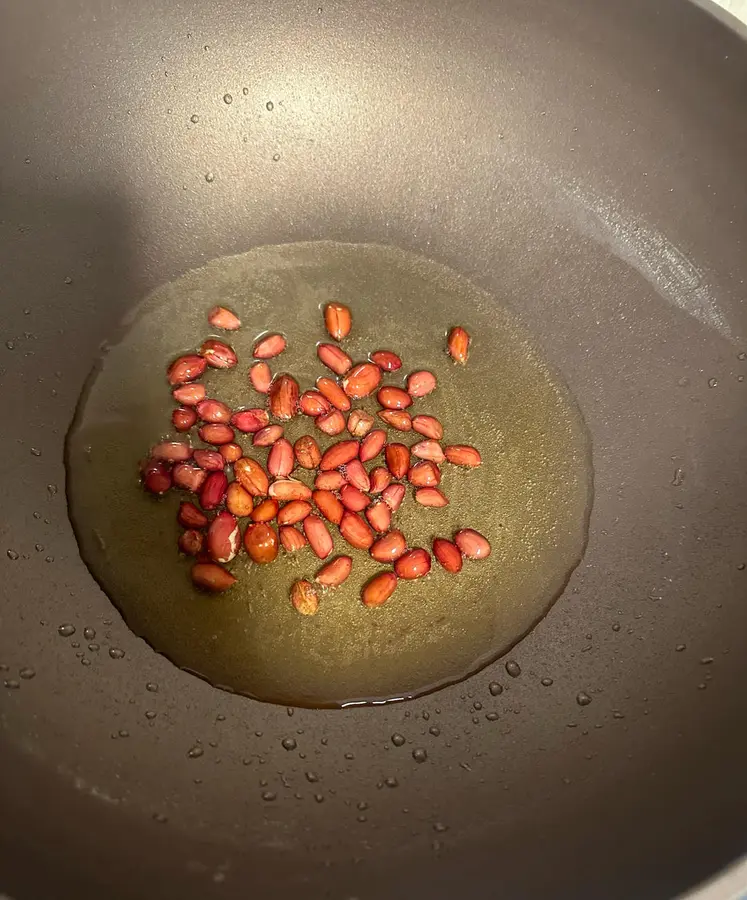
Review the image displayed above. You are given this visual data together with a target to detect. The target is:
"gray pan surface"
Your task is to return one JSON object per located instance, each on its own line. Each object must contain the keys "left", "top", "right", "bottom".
{"left": 0, "top": 0, "right": 746, "bottom": 898}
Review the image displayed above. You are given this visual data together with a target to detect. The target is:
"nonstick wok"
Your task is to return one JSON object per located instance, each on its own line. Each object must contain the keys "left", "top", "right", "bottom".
{"left": 1, "top": 0, "right": 746, "bottom": 898}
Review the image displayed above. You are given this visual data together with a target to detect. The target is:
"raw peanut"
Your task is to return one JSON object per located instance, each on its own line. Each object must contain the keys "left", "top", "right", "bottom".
{"left": 172, "top": 406, "right": 198, "bottom": 432}
{"left": 347, "top": 409, "right": 375, "bottom": 437}
{"left": 406, "top": 370, "right": 437, "bottom": 398}
{"left": 208, "top": 305, "right": 241, "bottom": 331}
{"left": 447, "top": 326, "right": 471, "bottom": 364}
{"left": 304, "top": 514, "right": 334, "bottom": 559}
{"left": 220, "top": 442, "right": 243, "bottom": 463}
{"left": 145, "top": 464, "right": 173, "bottom": 496}
{"left": 178, "top": 501, "right": 208, "bottom": 529}
{"left": 250, "top": 361, "right": 273, "bottom": 394}
{"left": 316, "top": 410, "right": 347, "bottom": 436}
{"left": 316, "top": 377, "right": 351, "bottom": 411}
{"left": 385, "top": 443, "right": 410, "bottom": 479}
{"left": 193, "top": 449, "right": 224, "bottom": 471}
{"left": 226, "top": 482, "right": 255, "bottom": 517}
{"left": 339, "top": 510, "right": 375, "bottom": 549}
{"left": 191, "top": 561, "right": 236, "bottom": 592}
{"left": 199, "top": 423, "right": 235, "bottom": 445}
{"left": 268, "top": 479, "right": 313, "bottom": 501}
{"left": 291, "top": 579, "right": 320, "bottom": 615}
{"left": 317, "top": 342, "right": 352, "bottom": 376}
{"left": 362, "top": 572, "right": 398, "bottom": 607}
{"left": 340, "top": 484, "right": 371, "bottom": 512}
{"left": 268, "top": 438, "right": 294, "bottom": 477}
{"left": 152, "top": 441, "right": 192, "bottom": 462}
{"left": 412, "top": 415, "right": 444, "bottom": 441}
{"left": 411, "top": 440, "right": 445, "bottom": 464}
{"left": 200, "top": 471, "right": 228, "bottom": 510}
{"left": 345, "top": 458, "right": 371, "bottom": 492}
{"left": 454, "top": 528, "right": 491, "bottom": 559}
{"left": 394, "top": 547, "right": 432, "bottom": 580}
{"left": 243, "top": 523, "right": 279, "bottom": 564}
{"left": 277, "top": 500, "right": 312, "bottom": 525}
{"left": 231, "top": 408, "right": 270, "bottom": 433}
{"left": 207, "top": 511, "right": 241, "bottom": 563}
{"left": 315, "top": 555, "right": 353, "bottom": 587}
{"left": 408, "top": 461, "right": 441, "bottom": 487}
{"left": 323, "top": 302, "right": 352, "bottom": 341}
{"left": 167, "top": 354, "right": 208, "bottom": 385}
{"left": 196, "top": 399, "right": 232, "bottom": 424}
{"left": 200, "top": 338, "right": 238, "bottom": 369}
{"left": 253, "top": 425, "right": 284, "bottom": 447}
{"left": 268, "top": 374, "right": 299, "bottom": 421}
{"left": 280, "top": 526, "right": 307, "bottom": 553}
{"left": 251, "top": 497, "right": 280, "bottom": 523}
{"left": 319, "top": 439, "right": 359, "bottom": 471}
{"left": 366, "top": 501, "right": 392, "bottom": 533}
{"left": 172, "top": 382, "right": 206, "bottom": 405}
{"left": 172, "top": 462, "right": 207, "bottom": 492}
{"left": 294, "top": 435, "right": 322, "bottom": 469}
{"left": 360, "top": 429, "right": 387, "bottom": 462}
{"left": 312, "top": 489, "right": 345, "bottom": 525}
{"left": 315, "top": 471, "right": 346, "bottom": 491}
{"left": 433, "top": 538, "right": 463, "bottom": 573}
{"left": 445, "top": 445, "right": 482, "bottom": 468}
{"left": 299, "top": 390, "right": 331, "bottom": 417}
{"left": 382, "top": 483, "right": 406, "bottom": 511}
{"left": 378, "top": 409, "right": 412, "bottom": 431}
{"left": 342, "top": 362, "right": 382, "bottom": 399}
{"left": 415, "top": 487, "right": 449, "bottom": 508}
{"left": 234, "top": 457, "right": 269, "bottom": 496}
{"left": 369, "top": 466, "right": 392, "bottom": 494}
{"left": 377, "top": 386, "right": 412, "bottom": 410}
{"left": 370, "top": 530, "right": 407, "bottom": 563}
{"left": 179, "top": 529, "right": 204, "bottom": 556}
{"left": 370, "top": 350, "right": 402, "bottom": 372}
{"left": 253, "top": 332, "right": 287, "bottom": 359}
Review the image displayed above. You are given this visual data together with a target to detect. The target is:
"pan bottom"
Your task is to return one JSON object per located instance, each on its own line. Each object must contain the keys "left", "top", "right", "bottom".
{"left": 66, "top": 242, "right": 593, "bottom": 707}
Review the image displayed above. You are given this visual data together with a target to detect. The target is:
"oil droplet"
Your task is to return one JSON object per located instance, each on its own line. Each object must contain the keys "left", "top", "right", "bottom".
{"left": 223, "top": 93, "right": 233, "bottom": 105}
{"left": 47, "top": 484, "right": 58, "bottom": 495}
{"left": 412, "top": 748, "right": 427, "bottom": 763}
{"left": 473, "top": 701, "right": 483, "bottom": 711}
{"left": 281, "top": 737, "right": 297, "bottom": 751}
{"left": 305, "top": 771, "right": 319, "bottom": 783}
{"left": 83, "top": 627, "right": 96, "bottom": 640}
{"left": 109, "top": 647, "right": 125, "bottom": 659}
{"left": 266, "top": 101, "right": 274, "bottom": 111}
{"left": 19, "top": 667, "right": 35, "bottom": 680}
{"left": 700, "top": 656, "right": 714, "bottom": 665}
{"left": 612, "top": 622, "right": 621, "bottom": 632}
{"left": 4, "top": 679, "right": 21, "bottom": 689}
{"left": 153, "top": 812, "right": 168, "bottom": 824}
{"left": 5, "top": 341, "right": 15, "bottom": 350}
{"left": 357, "top": 800, "right": 369, "bottom": 811}
{"left": 385, "top": 776, "right": 399, "bottom": 788}
{"left": 576, "top": 691, "right": 592, "bottom": 706}
{"left": 429, "top": 725, "right": 441, "bottom": 736}
{"left": 205, "top": 172, "right": 215, "bottom": 183}
{"left": 58, "top": 624, "right": 75, "bottom": 637}
{"left": 672, "top": 468, "right": 684, "bottom": 486}
{"left": 314, "top": 793, "right": 325, "bottom": 803}
{"left": 737, "top": 351, "right": 746, "bottom": 361}
{"left": 708, "top": 378, "right": 718, "bottom": 388}
{"left": 146, "top": 681, "right": 158, "bottom": 692}
{"left": 540, "top": 676, "right": 554, "bottom": 686}
{"left": 486, "top": 712, "right": 499, "bottom": 721}
{"left": 30, "top": 448, "right": 42, "bottom": 457}
{"left": 81, "top": 657, "right": 91, "bottom": 666}
{"left": 488, "top": 681, "right": 503, "bottom": 696}
{"left": 272, "top": 153, "right": 281, "bottom": 162}
{"left": 505, "top": 660, "right": 521, "bottom": 677}
{"left": 433, "top": 822, "right": 448, "bottom": 832}
{"left": 242, "top": 87, "right": 249, "bottom": 96}
{"left": 35, "top": 543, "right": 44, "bottom": 552}
{"left": 190, "top": 114, "right": 199, "bottom": 124}
{"left": 261, "top": 790, "right": 276, "bottom": 801}
{"left": 391, "top": 733, "right": 406, "bottom": 747}
{"left": 187, "top": 745, "right": 204, "bottom": 759}
{"left": 675, "top": 643, "right": 686, "bottom": 652}
{"left": 145, "top": 710, "right": 157, "bottom": 720}
{"left": 6, "top": 550, "right": 19, "bottom": 560}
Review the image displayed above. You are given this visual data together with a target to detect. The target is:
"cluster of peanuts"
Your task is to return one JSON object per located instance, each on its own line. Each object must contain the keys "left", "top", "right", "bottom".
{"left": 140, "top": 302, "right": 490, "bottom": 614}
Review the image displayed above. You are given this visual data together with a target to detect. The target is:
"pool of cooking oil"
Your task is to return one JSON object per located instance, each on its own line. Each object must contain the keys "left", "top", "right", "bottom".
{"left": 66, "top": 242, "right": 593, "bottom": 708}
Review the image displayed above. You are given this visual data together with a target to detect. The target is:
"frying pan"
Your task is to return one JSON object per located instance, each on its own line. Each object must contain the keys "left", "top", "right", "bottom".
{"left": 1, "top": 0, "right": 746, "bottom": 898}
